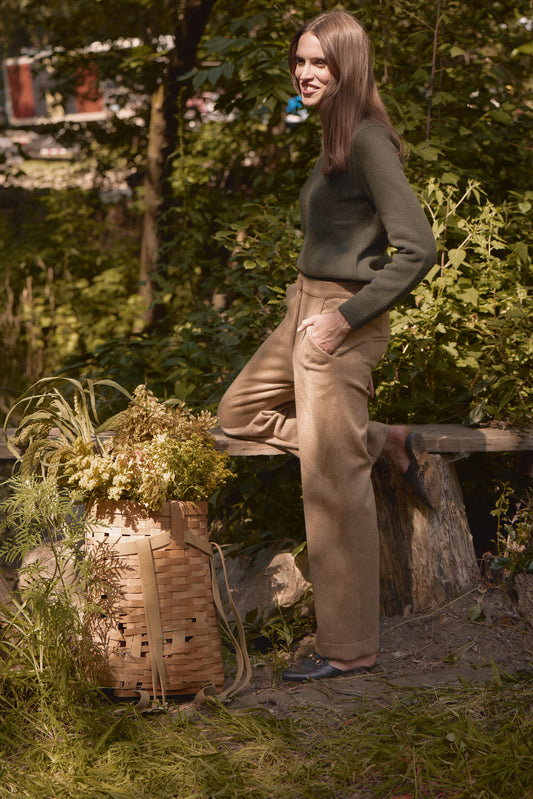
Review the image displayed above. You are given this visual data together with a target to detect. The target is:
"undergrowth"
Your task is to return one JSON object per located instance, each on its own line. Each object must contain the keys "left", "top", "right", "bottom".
{"left": 0, "top": 669, "right": 530, "bottom": 798}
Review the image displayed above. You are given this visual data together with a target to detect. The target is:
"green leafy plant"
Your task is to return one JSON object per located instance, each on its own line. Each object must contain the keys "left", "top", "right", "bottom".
{"left": 5, "top": 378, "right": 233, "bottom": 511}
{"left": 0, "top": 476, "right": 119, "bottom": 720}
{"left": 0, "top": 189, "right": 143, "bottom": 415}
{"left": 372, "top": 180, "right": 532, "bottom": 427}
{"left": 489, "top": 486, "right": 533, "bottom": 579}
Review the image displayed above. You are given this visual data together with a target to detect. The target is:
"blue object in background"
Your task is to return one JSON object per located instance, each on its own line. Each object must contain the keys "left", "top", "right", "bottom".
{"left": 285, "top": 95, "right": 308, "bottom": 127}
{"left": 286, "top": 95, "right": 303, "bottom": 113}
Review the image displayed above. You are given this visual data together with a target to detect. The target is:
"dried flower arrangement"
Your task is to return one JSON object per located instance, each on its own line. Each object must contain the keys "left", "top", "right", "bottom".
{"left": 6, "top": 379, "right": 233, "bottom": 511}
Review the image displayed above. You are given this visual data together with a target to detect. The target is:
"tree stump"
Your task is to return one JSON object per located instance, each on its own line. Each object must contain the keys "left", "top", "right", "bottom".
{"left": 373, "top": 455, "right": 479, "bottom": 616}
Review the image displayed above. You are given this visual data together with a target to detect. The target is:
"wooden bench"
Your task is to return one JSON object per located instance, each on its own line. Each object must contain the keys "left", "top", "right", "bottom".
{"left": 212, "top": 424, "right": 532, "bottom": 616}
{"left": 211, "top": 424, "right": 533, "bottom": 457}
{"left": 2, "top": 424, "right": 532, "bottom": 460}
{"left": 2, "top": 424, "right": 531, "bottom": 616}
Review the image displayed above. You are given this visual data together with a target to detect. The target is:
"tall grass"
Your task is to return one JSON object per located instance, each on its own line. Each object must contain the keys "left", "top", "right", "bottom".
{"left": 0, "top": 660, "right": 531, "bottom": 798}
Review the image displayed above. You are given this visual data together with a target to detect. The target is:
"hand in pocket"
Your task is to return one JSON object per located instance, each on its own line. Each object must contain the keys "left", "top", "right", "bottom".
{"left": 297, "top": 309, "right": 351, "bottom": 355}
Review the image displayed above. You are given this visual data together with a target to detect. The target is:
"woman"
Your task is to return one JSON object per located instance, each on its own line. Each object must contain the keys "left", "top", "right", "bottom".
{"left": 218, "top": 11, "right": 439, "bottom": 681}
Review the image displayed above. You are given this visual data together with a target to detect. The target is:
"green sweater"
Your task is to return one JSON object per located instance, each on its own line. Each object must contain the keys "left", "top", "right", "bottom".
{"left": 297, "top": 119, "right": 437, "bottom": 331}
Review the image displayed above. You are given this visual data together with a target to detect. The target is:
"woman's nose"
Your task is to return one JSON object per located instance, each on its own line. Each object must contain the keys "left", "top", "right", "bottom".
{"left": 300, "top": 61, "right": 313, "bottom": 80}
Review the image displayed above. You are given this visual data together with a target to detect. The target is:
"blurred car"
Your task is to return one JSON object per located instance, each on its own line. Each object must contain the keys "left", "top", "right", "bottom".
{"left": 21, "top": 133, "right": 74, "bottom": 160}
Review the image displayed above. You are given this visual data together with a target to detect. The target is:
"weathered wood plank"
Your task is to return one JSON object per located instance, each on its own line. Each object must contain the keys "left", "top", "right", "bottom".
{"left": 211, "top": 425, "right": 533, "bottom": 456}
{"left": 2, "top": 423, "right": 531, "bottom": 461}
{"left": 408, "top": 424, "right": 533, "bottom": 454}
{"left": 211, "top": 431, "right": 289, "bottom": 456}
{"left": 0, "top": 436, "right": 15, "bottom": 460}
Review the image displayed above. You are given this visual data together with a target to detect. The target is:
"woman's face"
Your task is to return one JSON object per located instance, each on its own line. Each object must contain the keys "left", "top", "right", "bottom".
{"left": 293, "top": 32, "right": 333, "bottom": 107}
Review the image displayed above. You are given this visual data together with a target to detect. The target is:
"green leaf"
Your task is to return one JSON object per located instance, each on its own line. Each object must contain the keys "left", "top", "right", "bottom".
{"left": 449, "top": 46, "right": 466, "bottom": 58}
{"left": 448, "top": 248, "right": 467, "bottom": 268}
{"left": 512, "top": 42, "right": 533, "bottom": 56}
{"left": 467, "top": 603, "right": 485, "bottom": 621}
{"left": 441, "top": 172, "right": 459, "bottom": 186}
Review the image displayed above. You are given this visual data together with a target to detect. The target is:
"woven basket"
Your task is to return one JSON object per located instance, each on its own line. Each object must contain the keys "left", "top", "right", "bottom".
{"left": 86, "top": 499, "right": 225, "bottom": 699}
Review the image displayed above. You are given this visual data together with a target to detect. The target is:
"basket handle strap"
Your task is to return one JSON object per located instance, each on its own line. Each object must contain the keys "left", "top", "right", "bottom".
{"left": 110, "top": 529, "right": 170, "bottom": 555}
{"left": 209, "top": 540, "right": 252, "bottom": 702}
{"left": 136, "top": 536, "right": 167, "bottom": 704}
{"left": 184, "top": 530, "right": 252, "bottom": 704}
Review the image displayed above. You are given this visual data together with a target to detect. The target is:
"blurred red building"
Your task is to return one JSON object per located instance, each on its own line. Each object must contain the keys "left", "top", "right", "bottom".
{"left": 3, "top": 54, "right": 106, "bottom": 125}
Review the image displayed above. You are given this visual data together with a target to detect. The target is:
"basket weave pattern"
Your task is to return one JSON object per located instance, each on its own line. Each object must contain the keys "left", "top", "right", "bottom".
{"left": 86, "top": 499, "right": 224, "bottom": 698}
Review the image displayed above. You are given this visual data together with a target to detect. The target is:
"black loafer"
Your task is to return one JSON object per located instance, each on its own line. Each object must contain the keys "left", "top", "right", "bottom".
{"left": 281, "top": 652, "right": 370, "bottom": 682}
{"left": 403, "top": 432, "right": 442, "bottom": 510}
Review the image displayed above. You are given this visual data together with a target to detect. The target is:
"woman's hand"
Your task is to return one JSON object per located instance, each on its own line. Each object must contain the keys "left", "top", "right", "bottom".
{"left": 298, "top": 310, "right": 376, "bottom": 396}
{"left": 297, "top": 308, "right": 352, "bottom": 355}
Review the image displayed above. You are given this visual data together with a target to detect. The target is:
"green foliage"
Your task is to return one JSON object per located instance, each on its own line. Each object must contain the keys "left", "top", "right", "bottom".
{"left": 136, "top": 0, "right": 532, "bottom": 430}
{"left": 4, "top": 376, "right": 130, "bottom": 475}
{"left": 215, "top": 455, "right": 306, "bottom": 556}
{"left": 6, "top": 378, "right": 233, "bottom": 510}
{"left": 373, "top": 181, "right": 533, "bottom": 426}
{"left": 360, "top": 0, "right": 533, "bottom": 198}
{"left": 347, "top": 673, "right": 533, "bottom": 799}
{"left": 110, "top": 174, "right": 532, "bottom": 430}
{"left": 243, "top": 587, "right": 316, "bottom": 677}
{"left": 0, "top": 474, "right": 86, "bottom": 564}
{"left": 489, "top": 486, "right": 533, "bottom": 578}
{"left": 193, "top": 6, "right": 298, "bottom": 116}
{"left": 78, "top": 195, "right": 303, "bottom": 408}
{"left": 0, "top": 664, "right": 530, "bottom": 798}
{"left": 63, "top": 384, "right": 234, "bottom": 507}
{"left": 0, "top": 189, "right": 142, "bottom": 415}
{"left": 0, "top": 476, "right": 113, "bottom": 721}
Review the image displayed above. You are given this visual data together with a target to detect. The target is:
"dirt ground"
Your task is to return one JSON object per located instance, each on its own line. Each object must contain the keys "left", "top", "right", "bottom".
{"left": 229, "top": 583, "right": 533, "bottom": 716}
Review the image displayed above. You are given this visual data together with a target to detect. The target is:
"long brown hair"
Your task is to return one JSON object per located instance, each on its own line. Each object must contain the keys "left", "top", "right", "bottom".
{"left": 288, "top": 11, "right": 402, "bottom": 175}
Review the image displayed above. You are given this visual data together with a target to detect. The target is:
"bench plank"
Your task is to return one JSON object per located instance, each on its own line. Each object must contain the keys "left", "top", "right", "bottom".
{"left": 1, "top": 424, "right": 531, "bottom": 461}
{"left": 407, "top": 424, "right": 533, "bottom": 454}
{"left": 212, "top": 424, "right": 533, "bottom": 456}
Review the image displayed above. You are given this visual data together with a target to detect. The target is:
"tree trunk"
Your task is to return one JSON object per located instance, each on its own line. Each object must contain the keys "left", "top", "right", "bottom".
{"left": 373, "top": 455, "right": 479, "bottom": 616}
{"left": 136, "top": 85, "right": 166, "bottom": 332}
{"left": 137, "top": 0, "right": 218, "bottom": 332}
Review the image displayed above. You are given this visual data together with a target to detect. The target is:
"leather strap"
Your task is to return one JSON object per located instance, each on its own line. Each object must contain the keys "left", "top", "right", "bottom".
{"left": 111, "top": 530, "right": 170, "bottom": 556}
{"left": 136, "top": 536, "right": 168, "bottom": 703}
{"left": 183, "top": 531, "right": 252, "bottom": 704}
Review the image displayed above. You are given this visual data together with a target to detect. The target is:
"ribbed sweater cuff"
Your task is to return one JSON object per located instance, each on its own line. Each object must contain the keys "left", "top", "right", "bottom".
{"left": 339, "top": 292, "right": 381, "bottom": 331}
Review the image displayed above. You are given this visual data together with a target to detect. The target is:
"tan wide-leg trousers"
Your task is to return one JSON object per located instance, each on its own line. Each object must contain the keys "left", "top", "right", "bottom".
{"left": 217, "top": 275, "right": 390, "bottom": 660}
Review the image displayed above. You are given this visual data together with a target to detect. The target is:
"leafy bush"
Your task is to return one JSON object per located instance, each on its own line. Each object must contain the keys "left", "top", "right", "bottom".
{"left": 489, "top": 485, "right": 533, "bottom": 579}
{"left": 0, "top": 189, "right": 142, "bottom": 415}
{"left": 0, "top": 477, "right": 115, "bottom": 716}
{"left": 373, "top": 180, "right": 532, "bottom": 426}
